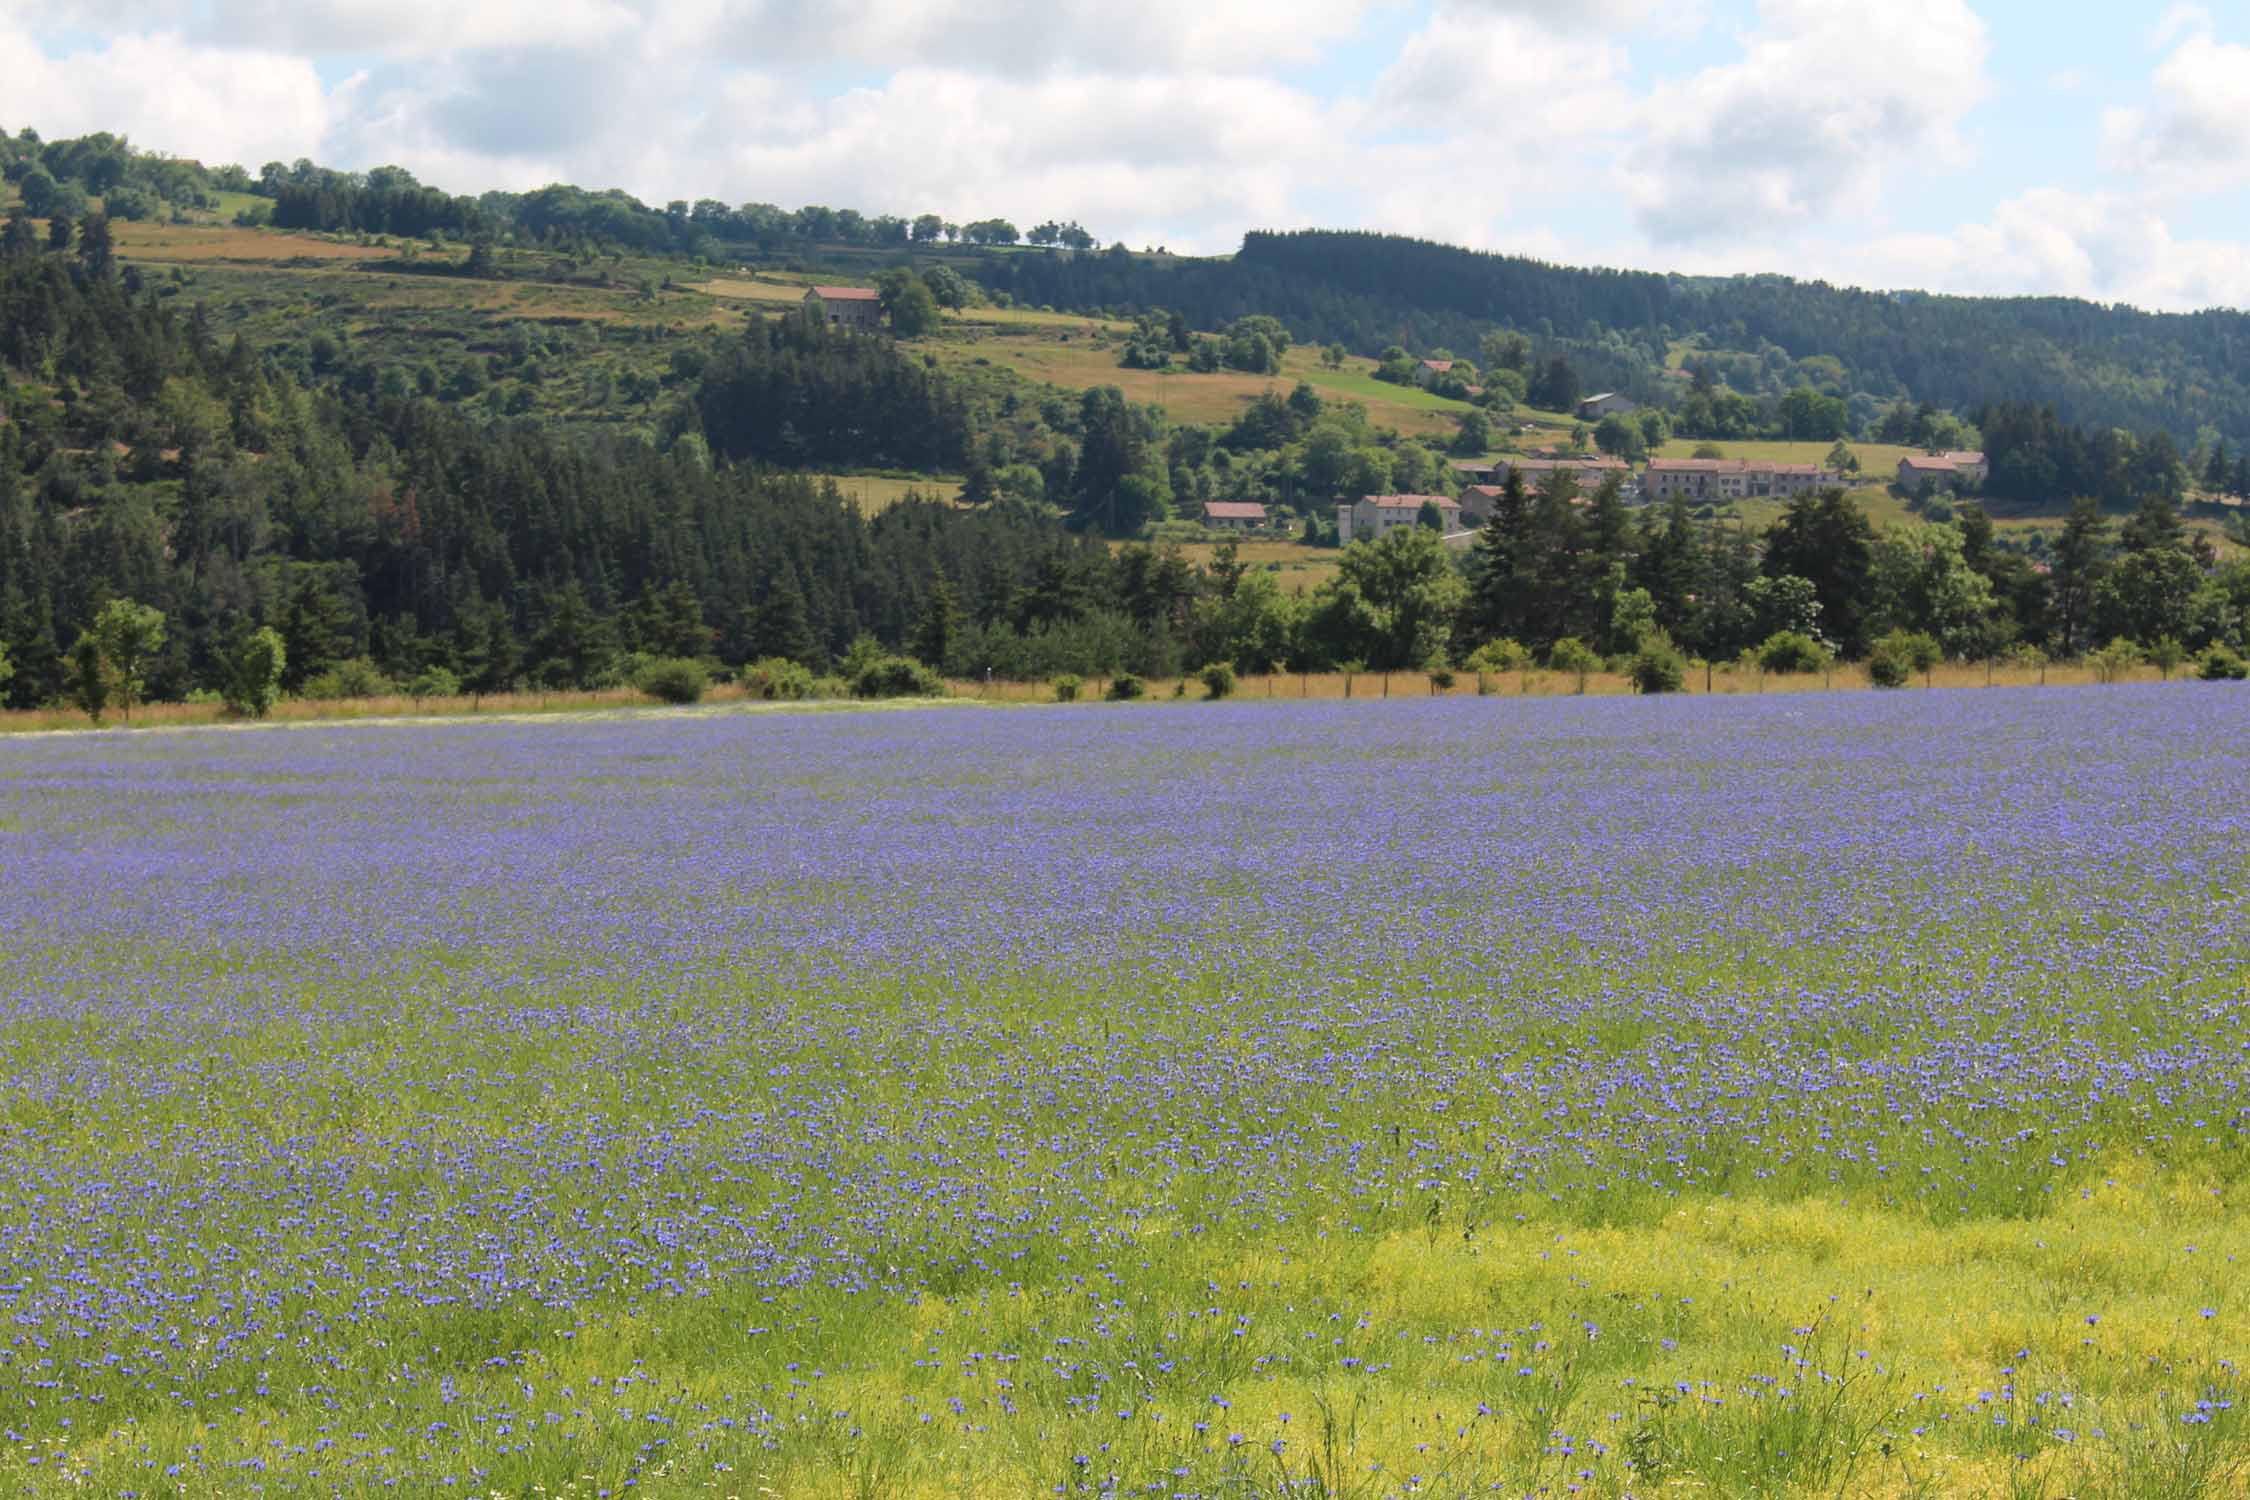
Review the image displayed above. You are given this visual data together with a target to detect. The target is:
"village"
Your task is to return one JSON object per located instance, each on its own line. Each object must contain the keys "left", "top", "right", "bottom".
{"left": 1199, "top": 446, "right": 1992, "bottom": 548}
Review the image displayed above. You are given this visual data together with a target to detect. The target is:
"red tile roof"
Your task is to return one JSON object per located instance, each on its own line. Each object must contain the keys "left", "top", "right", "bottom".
{"left": 1203, "top": 502, "right": 1268, "bottom": 521}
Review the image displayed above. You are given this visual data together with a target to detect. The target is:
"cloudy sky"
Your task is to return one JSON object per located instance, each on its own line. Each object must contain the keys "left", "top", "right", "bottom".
{"left": 8, "top": 0, "right": 2250, "bottom": 310}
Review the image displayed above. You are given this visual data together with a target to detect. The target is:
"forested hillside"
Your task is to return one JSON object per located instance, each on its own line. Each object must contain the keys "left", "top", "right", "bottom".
{"left": 0, "top": 239, "right": 1140, "bottom": 706}
{"left": 8, "top": 121, "right": 2250, "bottom": 720}
{"left": 984, "top": 231, "right": 2250, "bottom": 445}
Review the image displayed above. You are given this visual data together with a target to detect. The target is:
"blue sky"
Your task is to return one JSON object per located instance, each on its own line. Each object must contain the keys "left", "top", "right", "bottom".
{"left": 7, "top": 0, "right": 2250, "bottom": 309}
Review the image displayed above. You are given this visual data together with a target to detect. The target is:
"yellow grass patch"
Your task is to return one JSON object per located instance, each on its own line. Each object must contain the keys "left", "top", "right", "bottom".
{"left": 112, "top": 222, "right": 409, "bottom": 264}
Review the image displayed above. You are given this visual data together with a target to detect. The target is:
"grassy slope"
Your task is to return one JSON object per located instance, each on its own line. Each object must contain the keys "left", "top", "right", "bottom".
{"left": 101, "top": 221, "right": 2236, "bottom": 549}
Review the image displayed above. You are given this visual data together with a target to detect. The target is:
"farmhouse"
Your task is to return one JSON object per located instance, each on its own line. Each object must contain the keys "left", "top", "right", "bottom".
{"left": 1336, "top": 493, "right": 1460, "bottom": 544}
{"left": 1897, "top": 451, "right": 1989, "bottom": 491}
{"left": 1202, "top": 501, "right": 1269, "bottom": 533}
{"left": 1577, "top": 392, "right": 1637, "bottom": 420}
{"left": 805, "top": 285, "right": 882, "bottom": 330}
{"left": 1413, "top": 359, "right": 1457, "bottom": 389}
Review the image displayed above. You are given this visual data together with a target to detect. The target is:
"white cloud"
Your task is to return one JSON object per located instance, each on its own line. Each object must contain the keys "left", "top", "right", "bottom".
{"left": 1445, "top": 0, "right": 1685, "bottom": 29}
{"left": 2100, "top": 31, "right": 2250, "bottom": 193}
{"left": 0, "top": 22, "right": 330, "bottom": 167}
{"left": 1371, "top": 6, "right": 1627, "bottom": 122}
{"left": 1617, "top": 0, "right": 1990, "bottom": 245}
{"left": 2150, "top": 4, "right": 2212, "bottom": 49}
{"left": 1843, "top": 188, "right": 2250, "bottom": 311}
{"left": 11, "top": 0, "right": 2250, "bottom": 312}
{"left": 20, "top": 0, "right": 1377, "bottom": 70}
{"left": 704, "top": 69, "right": 1342, "bottom": 248}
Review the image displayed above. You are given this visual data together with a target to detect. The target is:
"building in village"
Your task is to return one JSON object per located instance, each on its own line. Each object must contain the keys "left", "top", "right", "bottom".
{"left": 1644, "top": 458, "right": 1850, "bottom": 502}
{"left": 1202, "top": 501, "right": 1269, "bottom": 533}
{"left": 1336, "top": 493, "right": 1461, "bottom": 544}
{"left": 1897, "top": 451, "right": 1989, "bottom": 492}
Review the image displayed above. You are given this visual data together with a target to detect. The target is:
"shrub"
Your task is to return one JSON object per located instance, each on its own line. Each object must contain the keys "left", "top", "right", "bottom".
{"left": 1549, "top": 636, "right": 1601, "bottom": 693}
{"left": 1757, "top": 630, "right": 1832, "bottom": 676}
{"left": 2199, "top": 645, "right": 2248, "bottom": 681}
{"left": 741, "top": 657, "right": 815, "bottom": 700}
{"left": 1630, "top": 637, "right": 1685, "bottom": 694}
{"left": 1867, "top": 629, "right": 1940, "bottom": 688}
{"left": 1053, "top": 674, "right": 1083, "bottom": 703}
{"left": 852, "top": 655, "right": 947, "bottom": 699}
{"left": 2146, "top": 636, "right": 2187, "bottom": 679}
{"left": 1428, "top": 666, "right": 1456, "bottom": 693}
{"left": 1200, "top": 662, "right": 1237, "bottom": 699}
{"left": 299, "top": 657, "right": 394, "bottom": 701}
{"left": 2089, "top": 638, "right": 2142, "bottom": 685}
{"left": 221, "top": 627, "right": 288, "bottom": 718}
{"left": 637, "top": 657, "right": 709, "bottom": 704}
{"left": 1465, "top": 639, "right": 1530, "bottom": 673}
{"left": 406, "top": 665, "right": 460, "bottom": 702}
{"left": 1876, "top": 629, "right": 1943, "bottom": 675}
{"left": 1105, "top": 672, "right": 1146, "bottom": 701}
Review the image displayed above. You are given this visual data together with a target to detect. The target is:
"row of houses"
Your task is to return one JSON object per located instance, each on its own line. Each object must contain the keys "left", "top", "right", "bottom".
{"left": 1642, "top": 458, "right": 1850, "bottom": 501}
{"left": 1201, "top": 448, "right": 1990, "bottom": 539}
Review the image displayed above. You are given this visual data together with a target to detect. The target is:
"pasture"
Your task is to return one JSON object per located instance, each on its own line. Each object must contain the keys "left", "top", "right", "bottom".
{"left": 1, "top": 689, "right": 2246, "bottom": 1499}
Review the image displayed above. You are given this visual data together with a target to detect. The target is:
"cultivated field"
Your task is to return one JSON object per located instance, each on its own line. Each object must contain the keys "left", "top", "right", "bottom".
{"left": 1, "top": 689, "right": 2245, "bottom": 1498}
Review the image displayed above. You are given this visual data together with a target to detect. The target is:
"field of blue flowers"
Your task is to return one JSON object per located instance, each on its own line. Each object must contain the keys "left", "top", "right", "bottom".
{"left": 1, "top": 688, "right": 2245, "bottom": 1498}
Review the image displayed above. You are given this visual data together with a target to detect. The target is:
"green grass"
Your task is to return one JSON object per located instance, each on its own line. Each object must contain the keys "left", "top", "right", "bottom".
{"left": 1289, "top": 360, "right": 1474, "bottom": 413}
{"left": 811, "top": 472, "right": 965, "bottom": 512}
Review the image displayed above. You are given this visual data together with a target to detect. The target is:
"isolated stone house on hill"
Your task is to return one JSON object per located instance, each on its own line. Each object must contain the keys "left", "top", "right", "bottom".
{"left": 805, "top": 286, "right": 882, "bottom": 330}
{"left": 1897, "top": 451, "right": 1989, "bottom": 491}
